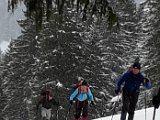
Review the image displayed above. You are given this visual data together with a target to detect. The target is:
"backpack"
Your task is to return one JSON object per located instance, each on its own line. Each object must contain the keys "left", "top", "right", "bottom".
{"left": 72, "top": 80, "right": 89, "bottom": 93}
{"left": 71, "top": 80, "right": 90, "bottom": 100}
{"left": 77, "top": 85, "right": 89, "bottom": 95}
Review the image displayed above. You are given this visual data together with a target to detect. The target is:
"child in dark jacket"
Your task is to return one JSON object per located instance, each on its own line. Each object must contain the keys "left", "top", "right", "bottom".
{"left": 37, "top": 90, "right": 59, "bottom": 120}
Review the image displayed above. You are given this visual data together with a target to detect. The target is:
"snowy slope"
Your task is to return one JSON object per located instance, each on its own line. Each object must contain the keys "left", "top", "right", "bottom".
{"left": 93, "top": 107, "right": 159, "bottom": 120}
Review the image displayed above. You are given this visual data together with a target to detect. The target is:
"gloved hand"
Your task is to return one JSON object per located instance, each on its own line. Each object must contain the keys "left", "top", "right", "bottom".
{"left": 91, "top": 101, "right": 95, "bottom": 106}
{"left": 70, "top": 100, "right": 73, "bottom": 105}
{"left": 115, "top": 89, "right": 120, "bottom": 94}
{"left": 56, "top": 101, "right": 60, "bottom": 106}
{"left": 144, "top": 78, "right": 149, "bottom": 83}
{"left": 152, "top": 95, "right": 160, "bottom": 109}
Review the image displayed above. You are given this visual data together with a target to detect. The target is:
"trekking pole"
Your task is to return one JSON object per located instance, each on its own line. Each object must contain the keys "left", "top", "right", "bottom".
{"left": 65, "top": 104, "right": 72, "bottom": 120}
{"left": 152, "top": 80, "right": 160, "bottom": 120}
{"left": 111, "top": 94, "right": 120, "bottom": 120}
{"left": 55, "top": 82, "right": 59, "bottom": 120}
{"left": 144, "top": 90, "right": 147, "bottom": 120}
{"left": 56, "top": 105, "right": 59, "bottom": 120}
{"left": 152, "top": 107, "right": 156, "bottom": 120}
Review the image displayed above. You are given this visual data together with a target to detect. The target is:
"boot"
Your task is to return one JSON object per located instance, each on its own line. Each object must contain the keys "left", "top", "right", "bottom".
{"left": 82, "top": 116, "right": 87, "bottom": 120}
{"left": 120, "top": 112, "right": 127, "bottom": 120}
{"left": 128, "top": 111, "right": 134, "bottom": 120}
{"left": 74, "top": 117, "right": 80, "bottom": 120}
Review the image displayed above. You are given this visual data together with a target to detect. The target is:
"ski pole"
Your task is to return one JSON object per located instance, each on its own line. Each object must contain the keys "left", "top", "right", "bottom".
{"left": 152, "top": 80, "right": 160, "bottom": 120}
{"left": 65, "top": 104, "right": 72, "bottom": 120}
{"left": 55, "top": 82, "right": 59, "bottom": 120}
{"left": 152, "top": 107, "right": 156, "bottom": 120}
{"left": 36, "top": 106, "right": 39, "bottom": 115}
{"left": 111, "top": 94, "right": 120, "bottom": 120}
{"left": 145, "top": 90, "right": 147, "bottom": 120}
{"left": 56, "top": 106, "right": 59, "bottom": 120}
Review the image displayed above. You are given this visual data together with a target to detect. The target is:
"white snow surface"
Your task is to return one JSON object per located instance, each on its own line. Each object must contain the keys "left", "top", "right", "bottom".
{"left": 93, "top": 107, "right": 160, "bottom": 120}
{"left": 110, "top": 95, "right": 122, "bottom": 103}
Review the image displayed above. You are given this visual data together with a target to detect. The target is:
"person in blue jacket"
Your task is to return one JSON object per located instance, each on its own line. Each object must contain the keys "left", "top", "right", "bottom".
{"left": 70, "top": 80, "right": 94, "bottom": 120}
{"left": 115, "top": 62, "right": 151, "bottom": 120}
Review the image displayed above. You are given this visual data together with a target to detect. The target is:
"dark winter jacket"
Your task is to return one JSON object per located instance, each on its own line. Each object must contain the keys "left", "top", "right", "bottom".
{"left": 117, "top": 71, "right": 151, "bottom": 93}
{"left": 37, "top": 95, "right": 59, "bottom": 109}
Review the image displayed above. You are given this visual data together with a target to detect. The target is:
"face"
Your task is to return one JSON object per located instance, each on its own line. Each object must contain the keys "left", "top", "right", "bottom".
{"left": 128, "top": 67, "right": 133, "bottom": 71}
{"left": 132, "top": 67, "right": 140, "bottom": 74}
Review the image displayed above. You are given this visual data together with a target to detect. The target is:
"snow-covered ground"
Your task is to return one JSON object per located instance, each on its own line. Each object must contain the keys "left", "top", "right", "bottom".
{"left": 93, "top": 107, "right": 159, "bottom": 120}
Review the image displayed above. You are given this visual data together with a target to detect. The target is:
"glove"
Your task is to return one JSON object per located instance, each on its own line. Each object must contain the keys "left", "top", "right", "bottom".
{"left": 152, "top": 95, "right": 160, "bottom": 109}
{"left": 144, "top": 78, "right": 149, "bottom": 82}
{"left": 70, "top": 100, "right": 73, "bottom": 105}
{"left": 56, "top": 101, "right": 60, "bottom": 106}
{"left": 91, "top": 101, "right": 95, "bottom": 106}
{"left": 115, "top": 89, "right": 120, "bottom": 94}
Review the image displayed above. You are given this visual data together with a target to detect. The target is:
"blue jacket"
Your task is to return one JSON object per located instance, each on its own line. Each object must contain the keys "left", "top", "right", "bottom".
{"left": 70, "top": 86, "right": 94, "bottom": 102}
{"left": 117, "top": 72, "right": 151, "bottom": 92}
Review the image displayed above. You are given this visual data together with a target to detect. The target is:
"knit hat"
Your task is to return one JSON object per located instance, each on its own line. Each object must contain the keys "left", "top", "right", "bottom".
{"left": 46, "top": 90, "right": 50, "bottom": 95}
{"left": 132, "top": 62, "right": 141, "bottom": 69}
{"left": 82, "top": 80, "right": 88, "bottom": 86}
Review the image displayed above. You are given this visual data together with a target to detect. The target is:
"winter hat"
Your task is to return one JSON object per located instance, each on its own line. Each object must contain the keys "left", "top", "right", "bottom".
{"left": 46, "top": 91, "right": 50, "bottom": 95}
{"left": 132, "top": 62, "right": 141, "bottom": 69}
{"left": 82, "top": 80, "right": 88, "bottom": 86}
{"left": 77, "top": 76, "right": 83, "bottom": 82}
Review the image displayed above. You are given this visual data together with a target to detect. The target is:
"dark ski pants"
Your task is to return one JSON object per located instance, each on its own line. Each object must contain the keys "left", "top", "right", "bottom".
{"left": 74, "top": 100, "right": 88, "bottom": 120}
{"left": 120, "top": 89, "right": 139, "bottom": 120}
